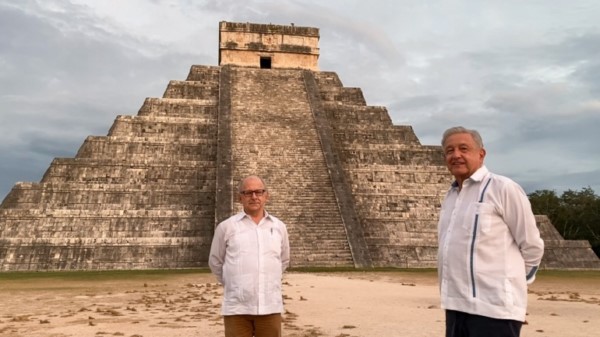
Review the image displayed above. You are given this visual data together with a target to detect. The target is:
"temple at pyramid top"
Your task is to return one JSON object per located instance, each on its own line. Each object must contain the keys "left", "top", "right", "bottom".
{"left": 219, "top": 21, "right": 320, "bottom": 70}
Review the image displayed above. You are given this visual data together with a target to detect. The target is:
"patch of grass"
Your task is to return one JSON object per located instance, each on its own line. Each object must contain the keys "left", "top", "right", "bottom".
{"left": 0, "top": 268, "right": 211, "bottom": 282}
{"left": 2, "top": 267, "right": 597, "bottom": 282}
{"left": 537, "top": 269, "right": 600, "bottom": 279}
{"left": 288, "top": 267, "right": 599, "bottom": 278}
{"left": 289, "top": 266, "right": 437, "bottom": 274}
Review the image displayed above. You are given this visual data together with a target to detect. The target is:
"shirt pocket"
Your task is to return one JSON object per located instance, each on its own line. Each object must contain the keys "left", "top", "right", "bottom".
{"left": 224, "top": 273, "right": 253, "bottom": 303}
{"left": 267, "top": 227, "right": 283, "bottom": 256}
{"left": 228, "top": 226, "right": 255, "bottom": 254}
{"left": 462, "top": 202, "right": 495, "bottom": 233}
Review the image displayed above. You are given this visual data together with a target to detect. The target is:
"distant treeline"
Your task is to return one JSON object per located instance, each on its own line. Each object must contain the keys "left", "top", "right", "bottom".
{"left": 529, "top": 187, "right": 600, "bottom": 258}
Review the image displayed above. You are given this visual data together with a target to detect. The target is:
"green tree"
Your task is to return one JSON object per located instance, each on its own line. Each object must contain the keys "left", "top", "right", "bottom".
{"left": 528, "top": 189, "right": 560, "bottom": 218}
{"left": 529, "top": 187, "right": 600, "bottom": 258}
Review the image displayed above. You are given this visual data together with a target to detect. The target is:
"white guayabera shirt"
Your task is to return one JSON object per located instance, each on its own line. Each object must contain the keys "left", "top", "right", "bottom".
{"left": 209, "top": 211, "right": 290, "bottom": 315}
{"left": 437, "top": 166, "right": 544, "bottom": 322}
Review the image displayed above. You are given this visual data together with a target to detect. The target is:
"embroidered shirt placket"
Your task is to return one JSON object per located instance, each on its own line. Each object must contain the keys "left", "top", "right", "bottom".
{"left": 256, "top": 219, "right": 263, "bottom": 315}
{"left": 469, "top": 176, "right": 493, "bottom": 298}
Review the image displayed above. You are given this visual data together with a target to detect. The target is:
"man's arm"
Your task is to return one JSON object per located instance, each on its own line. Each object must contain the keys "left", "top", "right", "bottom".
{"left": 208, "top": 224, "right": 226, "bottom": 284}
{"left": 280, "top": 223, "right": 290, "bottom": 272}
{"left": 502, "top": 181, "right": 545, "bottom": 283}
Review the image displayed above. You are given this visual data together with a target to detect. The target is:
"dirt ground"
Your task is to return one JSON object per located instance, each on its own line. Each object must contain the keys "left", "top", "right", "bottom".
{"left": 0, "top": 270, "right": 598, "bottom": 337}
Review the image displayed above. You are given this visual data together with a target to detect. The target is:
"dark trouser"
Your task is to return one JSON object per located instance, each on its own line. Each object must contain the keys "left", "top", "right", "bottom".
{"left": 446, "top": 310, "right": 522, "bottom": 337}
{"left": 223, "top": 313, "right": 282, "bottom": 337}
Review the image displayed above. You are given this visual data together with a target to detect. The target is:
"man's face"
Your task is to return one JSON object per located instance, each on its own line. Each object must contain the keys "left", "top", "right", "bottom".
{"left": 443, "top": 132, "right": 486, "bottom": 183}
{"left": 238, "top": 177, "right": 269, "bottom": 216}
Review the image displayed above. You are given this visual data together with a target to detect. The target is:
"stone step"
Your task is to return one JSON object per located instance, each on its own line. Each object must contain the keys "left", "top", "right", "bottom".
{"left": 42, "top": 162, "right": 216, "bottom": 185}
{"left": 1, "top": 226, "right": 214, "bottom": 238}
{"left": 1, "top": 215, "right": 212, "bottom": 227}
{"left": 323, "top": 104, "right": 392, "bottom": 125}
{"left": 137, "top": 98, "right": 218, "bottom": 118}
{"left": 79, "top": 135, "right": 217, "bottom": 146}
{"left": 347, "top": 170, "right": 450, "bottom": 184}
{"left": 318, "top": 87, "right": 366, "bottom": 105}
{"left": 43, "top": 157, "right": 215, "bottom": 168}
{"left": 0, "top": 237, "right": 212, "bottom": 271}
{"left": 2, "top": 202, "right": 205, "bottom": 211}
{"left": 339, "top": 148, "right": 445, "bottom": 166}
{"left": 108, "top": 115, "right": 216, "bottom": 137}
{"left": 332, "top": 128, "right": 421, "bottom": 145}
{"left": 1, "top": 188, "right": 214, "bottom": 210}
{"left": 6, "top": 181, "right": 215, "bottom": 192}
{"left": 75, "top": 137, "right": 216, "bottom": 160}
{"left": 185, "top": 65, "right": 221, "bottom": 82}
{"left": 162, "top": 80, "right": 219, "bottom": 100}
{"left": 312, "top": 71, "right": 343, "bottom": 87}
{"left": 0, "top": 208, "right": 211, "bottom": 218}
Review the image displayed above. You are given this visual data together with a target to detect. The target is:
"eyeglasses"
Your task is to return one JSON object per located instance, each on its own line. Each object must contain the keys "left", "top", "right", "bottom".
{"left": 240, "top": 189, "right": 267, "bottom": 197}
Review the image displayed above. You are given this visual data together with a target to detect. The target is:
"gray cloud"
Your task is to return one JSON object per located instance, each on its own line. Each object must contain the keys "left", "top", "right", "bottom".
{"left": 1, "top": 0, "right": 599, "bottom": 199}
{"left": 0, "top": 1, "right": 211, "bottom": 197}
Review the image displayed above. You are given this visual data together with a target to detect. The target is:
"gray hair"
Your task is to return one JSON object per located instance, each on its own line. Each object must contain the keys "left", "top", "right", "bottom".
{"left": 237, "top": 175, "right": 267, "bottom": 192}
{"left": 441, "top": 126, "right": 484, "bottom": 148}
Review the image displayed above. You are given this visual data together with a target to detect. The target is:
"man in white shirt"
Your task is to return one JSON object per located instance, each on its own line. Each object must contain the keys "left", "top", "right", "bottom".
{"left": 209, "top": 175, "right": 290, "bottom": 337}
{"left": 437, "top": 127, "right": 544, "bottom": 337}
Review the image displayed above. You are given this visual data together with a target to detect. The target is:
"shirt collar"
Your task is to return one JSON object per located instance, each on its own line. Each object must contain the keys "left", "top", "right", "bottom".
{"left": 233, "top": 212, "right": 246, "bottom": 222}
{"left": 469, "top": 165, "right": 489, "bottom": 182}
{"left": 234, "top": 210, "right": 272, "bottom": 222}
{"left": 451, "top": 165, "right": 489, "bottom": 188}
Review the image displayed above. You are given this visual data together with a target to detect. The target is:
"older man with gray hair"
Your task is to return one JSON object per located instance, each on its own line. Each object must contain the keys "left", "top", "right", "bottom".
{"left": 437, "top": 126, "right": 544, "bottom": 337}
{"left": 209, "top": 175, "right": 290, "bottom": 337}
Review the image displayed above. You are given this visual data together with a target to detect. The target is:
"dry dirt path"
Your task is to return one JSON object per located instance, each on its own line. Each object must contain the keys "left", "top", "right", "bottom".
{"left": 0, "top": 270, "right": 598, "bottom": 337}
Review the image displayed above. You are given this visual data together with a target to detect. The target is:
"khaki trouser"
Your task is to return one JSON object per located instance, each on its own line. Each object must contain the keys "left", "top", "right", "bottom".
{"left": 224, "top": 313, "right": 282, "bottom": 337}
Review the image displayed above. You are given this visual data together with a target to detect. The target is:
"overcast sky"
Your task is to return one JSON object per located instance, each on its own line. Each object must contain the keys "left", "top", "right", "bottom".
{"left": 1, "top": 0, "right": 599, "bottom": 200}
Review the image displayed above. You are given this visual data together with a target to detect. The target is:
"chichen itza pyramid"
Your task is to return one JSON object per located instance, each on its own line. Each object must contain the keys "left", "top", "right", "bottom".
{"left": 1, "top": 21, "right": 598, "bottom": 271}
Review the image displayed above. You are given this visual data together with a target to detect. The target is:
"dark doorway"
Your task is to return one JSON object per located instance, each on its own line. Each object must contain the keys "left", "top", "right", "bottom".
{"left": 260, "top": 57, "right": 272, "bottom": 69}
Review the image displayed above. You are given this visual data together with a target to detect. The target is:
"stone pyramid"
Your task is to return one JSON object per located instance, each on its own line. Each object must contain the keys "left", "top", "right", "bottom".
{"left": 1, "top": 21, "right": 598, "bottom": 271}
